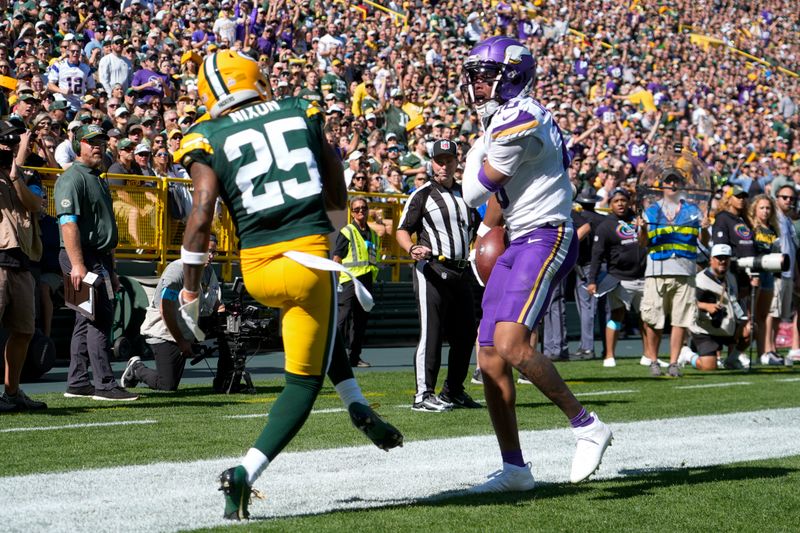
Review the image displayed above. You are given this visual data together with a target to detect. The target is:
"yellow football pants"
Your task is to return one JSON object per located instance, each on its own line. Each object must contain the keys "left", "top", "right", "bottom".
{"left": 239, "top": 235, "right": 335, "bottom": 377}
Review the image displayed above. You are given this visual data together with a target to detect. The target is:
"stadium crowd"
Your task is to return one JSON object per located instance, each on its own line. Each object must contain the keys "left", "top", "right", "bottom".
{"left": 0, "top": 0, "right": 799, "bottom": 410}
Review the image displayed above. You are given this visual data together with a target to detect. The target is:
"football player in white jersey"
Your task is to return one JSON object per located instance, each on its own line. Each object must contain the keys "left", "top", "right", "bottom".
{"left": 461, "top": 36, "right": 613, "bottom": 492}
{"left": 47, "top": 42, "right": 95, "bottom": 115}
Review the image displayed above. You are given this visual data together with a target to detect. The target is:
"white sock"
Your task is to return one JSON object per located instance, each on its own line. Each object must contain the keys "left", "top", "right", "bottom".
{"left": 241, "top": 448, "right": 269, "bottom": 486}
{"left": 335, "top": 378, "right": 368, "bottom": 408}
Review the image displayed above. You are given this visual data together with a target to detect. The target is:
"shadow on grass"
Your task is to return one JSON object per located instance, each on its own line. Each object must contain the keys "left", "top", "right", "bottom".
{"left": 9, "top": 384, "right": 288, "bottom": 417}
{"left": 516, "top": 399, "right": 632, "bottom": 409}
{"left": 250, "top": 464, "right": 797, "bottom": 522}
{"left": 564, "top": 366, "right": 796, "bottom": 385}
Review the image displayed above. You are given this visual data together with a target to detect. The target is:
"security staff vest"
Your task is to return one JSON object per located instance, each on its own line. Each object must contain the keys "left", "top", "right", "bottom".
{"left": 644, "top": 200, "right": 701, "bottom": 262}
{"left": 339, "top": 223, "right": 378, "bottom": 283}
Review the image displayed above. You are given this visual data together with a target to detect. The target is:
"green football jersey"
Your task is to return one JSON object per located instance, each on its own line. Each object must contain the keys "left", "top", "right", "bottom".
{"left": 177, "top": 97, "right": 333, "bottom": 249}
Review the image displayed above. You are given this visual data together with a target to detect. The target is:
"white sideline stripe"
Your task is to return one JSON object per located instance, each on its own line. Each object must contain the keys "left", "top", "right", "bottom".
{"left": 674, "top": 382, "right": 752, "bottom": 390}
{"left": 3, "top": 408, "right": 800, "bottom": 533}
{"left": 776, "top": 377, "right": 800, "bottom": 382}
{"left": 0, "top": 419, "right": 157, "bottom": 433}
{"left": 225, "top": 407, "right": 346, "bottom": 419}
{"left": 575, "top": 389, "right": 637, "bottom": 397}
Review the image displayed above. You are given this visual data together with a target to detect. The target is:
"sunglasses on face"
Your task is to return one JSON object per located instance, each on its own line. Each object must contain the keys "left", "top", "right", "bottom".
{"left": 351, "top": 206, "right": 368, "bottom": 213}
{"left": 778, "top": 195, "right": 796, "bottom": 201}
{"left": 156, "top": 152, "right": 169, "bottom": 157}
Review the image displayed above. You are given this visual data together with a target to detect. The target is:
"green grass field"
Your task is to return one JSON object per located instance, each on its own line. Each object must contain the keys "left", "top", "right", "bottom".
{"left": 2, "top": 360, "right": 799, "bottom": 532}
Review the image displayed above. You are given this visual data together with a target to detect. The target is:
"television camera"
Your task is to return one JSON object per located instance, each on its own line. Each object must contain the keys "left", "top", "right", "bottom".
{"left": 190, "top": 277, "right": 277, "bottom": 394}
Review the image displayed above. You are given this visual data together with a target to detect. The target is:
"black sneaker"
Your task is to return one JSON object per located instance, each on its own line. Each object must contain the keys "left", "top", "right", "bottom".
{"left": 3, "top": 389, "right": 47, "bottom": 410}
{"left": 120, "top": 356, "right": 142, "bottom": 388}
{"left": 570, "top": 349, "right": 595, "bottom": 360}
{"left": 412, "top": 393, "right": 452, "bottom": 412}
{"left": 0, "top": 394, "right": 18, "bottom": 413}
{"left": 439, "top": 391, "right": 482, "bottom": 409}
{"left": 92, "top": 387, "right": 139, "bottom": 401}
{"left": 64, "top": 385, "right": 96, "bottom": 398}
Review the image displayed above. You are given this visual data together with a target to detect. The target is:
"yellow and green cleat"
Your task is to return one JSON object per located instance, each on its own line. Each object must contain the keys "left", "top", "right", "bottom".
{"left": 218, "top": 466, "right": 265, "bottom": 520}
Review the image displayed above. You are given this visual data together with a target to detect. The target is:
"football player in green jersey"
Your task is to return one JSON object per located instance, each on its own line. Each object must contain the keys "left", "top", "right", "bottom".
{"left": 175, "top": 51, "right": 402, "bottom": 520}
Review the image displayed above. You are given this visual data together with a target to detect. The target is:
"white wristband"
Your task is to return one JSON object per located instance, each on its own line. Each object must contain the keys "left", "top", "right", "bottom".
{"left": 181, "top": 246, "right": 207, "bottom": 265}
{"left": 477, "top": 222, "right": 492, "bottom": 238}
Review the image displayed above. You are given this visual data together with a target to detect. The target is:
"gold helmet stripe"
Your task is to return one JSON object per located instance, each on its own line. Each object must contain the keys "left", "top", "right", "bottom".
{"left": 203, "top": 54, "right": 227, "bottom": 100}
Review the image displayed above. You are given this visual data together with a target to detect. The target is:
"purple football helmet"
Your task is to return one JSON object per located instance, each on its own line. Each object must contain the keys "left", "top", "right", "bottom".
{"left": 461, "top": 37, "right": 536, "bottom": 119}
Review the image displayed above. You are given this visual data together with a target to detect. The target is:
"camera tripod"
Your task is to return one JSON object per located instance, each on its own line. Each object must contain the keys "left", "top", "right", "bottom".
{"left": 190, "top": 335, "right": 257, "bottom": 394}
{"left": 217, "top": 335, "right": 257, "bottom": 394}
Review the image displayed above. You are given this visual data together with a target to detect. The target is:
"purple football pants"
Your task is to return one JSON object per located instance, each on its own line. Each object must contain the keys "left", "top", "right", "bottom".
{"left": 478, "top": 223, "right": 578, "bottom": 347}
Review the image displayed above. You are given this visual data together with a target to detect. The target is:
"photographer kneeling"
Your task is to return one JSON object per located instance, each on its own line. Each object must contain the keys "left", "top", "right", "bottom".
{"left": 122, "top": 235, "right": 232, "bottom": 391}
{"left": 681, "top": 244, "right": 750, "bottom": 370}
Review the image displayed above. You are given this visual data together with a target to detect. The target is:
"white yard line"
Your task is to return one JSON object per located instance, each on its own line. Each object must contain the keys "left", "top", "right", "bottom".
{"left": 776, "top": 377, "right": 800, "bottom": 382}
{"left": 0, "top": 420, "right": 157, "bottom": 433}
{"left": 2, "top": 408, "right": 799, "bottom": 533}
{"left": 575, "top": 389, "right": 638, "bottom": 397}
{"left": 674, "top": 382, "right": 752, "bottom": 390}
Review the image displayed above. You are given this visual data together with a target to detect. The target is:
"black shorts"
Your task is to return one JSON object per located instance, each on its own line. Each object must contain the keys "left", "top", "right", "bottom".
{"left": 690, "top": 333, "right": 735, "bottom": 357}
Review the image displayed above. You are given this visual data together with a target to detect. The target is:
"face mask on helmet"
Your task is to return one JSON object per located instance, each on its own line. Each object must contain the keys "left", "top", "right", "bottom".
{"left": 461, "top": 61, "right": 503, "bottom": 120}
{"left": 461, "top": 37, "right": 536, "bottom": 122}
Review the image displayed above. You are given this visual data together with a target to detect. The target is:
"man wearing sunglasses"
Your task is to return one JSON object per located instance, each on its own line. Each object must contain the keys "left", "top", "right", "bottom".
{"left": 47, "top": 43, "right": 95, "bottom": 115}
{"left": 54, "top": 125, "right": 138, "bottom": 401}
{"left": 771, "top": 184, "right": 798, "bottom": 347}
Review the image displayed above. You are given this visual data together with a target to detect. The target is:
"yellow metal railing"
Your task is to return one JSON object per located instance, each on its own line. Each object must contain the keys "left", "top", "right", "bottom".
{"left": 33, "top": 167, "right": 241, "bottom": 278}
{"left": 31, "top": 166, "right": 414, "bottom": 281}
{"left": 347, "top": 190, "right": 412, "bottom": 281}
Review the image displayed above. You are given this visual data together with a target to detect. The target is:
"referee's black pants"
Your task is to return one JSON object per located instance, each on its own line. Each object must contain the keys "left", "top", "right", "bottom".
{"left": 411, "top": 261, "right": 477, "bottom": 402}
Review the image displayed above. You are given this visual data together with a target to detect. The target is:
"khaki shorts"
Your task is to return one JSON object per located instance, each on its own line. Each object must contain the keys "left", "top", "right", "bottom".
{"left": 609, "top": 278, "right": 645, "bottom": 312}
{"left": 770, "top": 277, "right": 794, "bottom": 321}
{"left": 641, "top": 276, "right": 696, "bottom": 329}
{"left": 0, "top": 267, "right": 35, "bottom": 334}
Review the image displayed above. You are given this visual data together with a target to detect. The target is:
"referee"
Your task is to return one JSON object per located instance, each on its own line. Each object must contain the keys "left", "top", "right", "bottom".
{"left": 396, "top": 139, "right": 481, "bottom": 412}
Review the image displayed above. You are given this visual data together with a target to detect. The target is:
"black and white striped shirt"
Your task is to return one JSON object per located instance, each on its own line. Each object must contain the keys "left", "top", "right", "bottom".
{"left": 398, "top": 181, "right": 480, "bottom": 260}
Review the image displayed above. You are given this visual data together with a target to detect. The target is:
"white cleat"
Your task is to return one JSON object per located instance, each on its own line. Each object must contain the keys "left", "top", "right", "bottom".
{"left": 603, "top": 357, "right": 616, "bottom": 368}
{"left": 570, "top": 413, "right": 613, "bottom": 483}
{"left": 639, "top": 356, "right": 669, "bottom": 368}
{"left": 678, "top": 346, "right": 696, "bottom": 368}
{"left": 470, "top": 462, "right": 536, "bottom": 493}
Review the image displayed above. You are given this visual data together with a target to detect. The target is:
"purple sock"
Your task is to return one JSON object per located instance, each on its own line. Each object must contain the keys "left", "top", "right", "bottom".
{"left": 570, "top": 407, "right": 595, "bottom": 428}
{"left": 501, "top": 449, "right": 525, "bottom": 467}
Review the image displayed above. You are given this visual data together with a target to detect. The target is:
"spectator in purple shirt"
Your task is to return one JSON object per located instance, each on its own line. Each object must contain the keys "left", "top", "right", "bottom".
{"left": 595, "top": 97, "right": 617, "bottom": 124}
{"left": 130, "top": 54, "right": 171, "bottom": 101}
{"left": 575, "top": 56, "right": 589, "bottom": 78}
{"left": 625, "top": 119, "right": 659, "bottom": 170}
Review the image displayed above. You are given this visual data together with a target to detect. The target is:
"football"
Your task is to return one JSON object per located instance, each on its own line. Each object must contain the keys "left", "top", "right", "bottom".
{"left": 475, "top": 226, "right": 508, "bottom": 284}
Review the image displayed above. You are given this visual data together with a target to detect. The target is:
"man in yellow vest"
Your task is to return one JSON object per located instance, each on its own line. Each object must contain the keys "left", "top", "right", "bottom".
{"left": 333, "top": 197, "right": 380, "bottom": 367}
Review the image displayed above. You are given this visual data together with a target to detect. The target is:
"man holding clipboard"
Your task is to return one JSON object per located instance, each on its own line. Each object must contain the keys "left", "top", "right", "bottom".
{"left": 55, "top": 125, "right": 138, "bottom": 401}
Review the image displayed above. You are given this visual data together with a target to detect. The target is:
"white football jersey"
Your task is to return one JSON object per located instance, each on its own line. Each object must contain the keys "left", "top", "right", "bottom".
{"left": 474, "top": 97, "right": 572, "bottom": 241}
{"left": 48, "top": 60, "right": 95, "bottom": 111}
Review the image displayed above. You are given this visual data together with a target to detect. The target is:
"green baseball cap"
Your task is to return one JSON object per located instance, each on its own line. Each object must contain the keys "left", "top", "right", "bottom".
{"left": 118, "top": 138, "right": 136, "bottom": 150}
{"left": 75, "top": 124, "right": 109, "bottom": 144}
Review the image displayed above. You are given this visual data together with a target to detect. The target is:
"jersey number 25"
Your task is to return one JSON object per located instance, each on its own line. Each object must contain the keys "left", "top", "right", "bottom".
{"left": 224, "top": 116, "right": 322, "bottom": 214}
